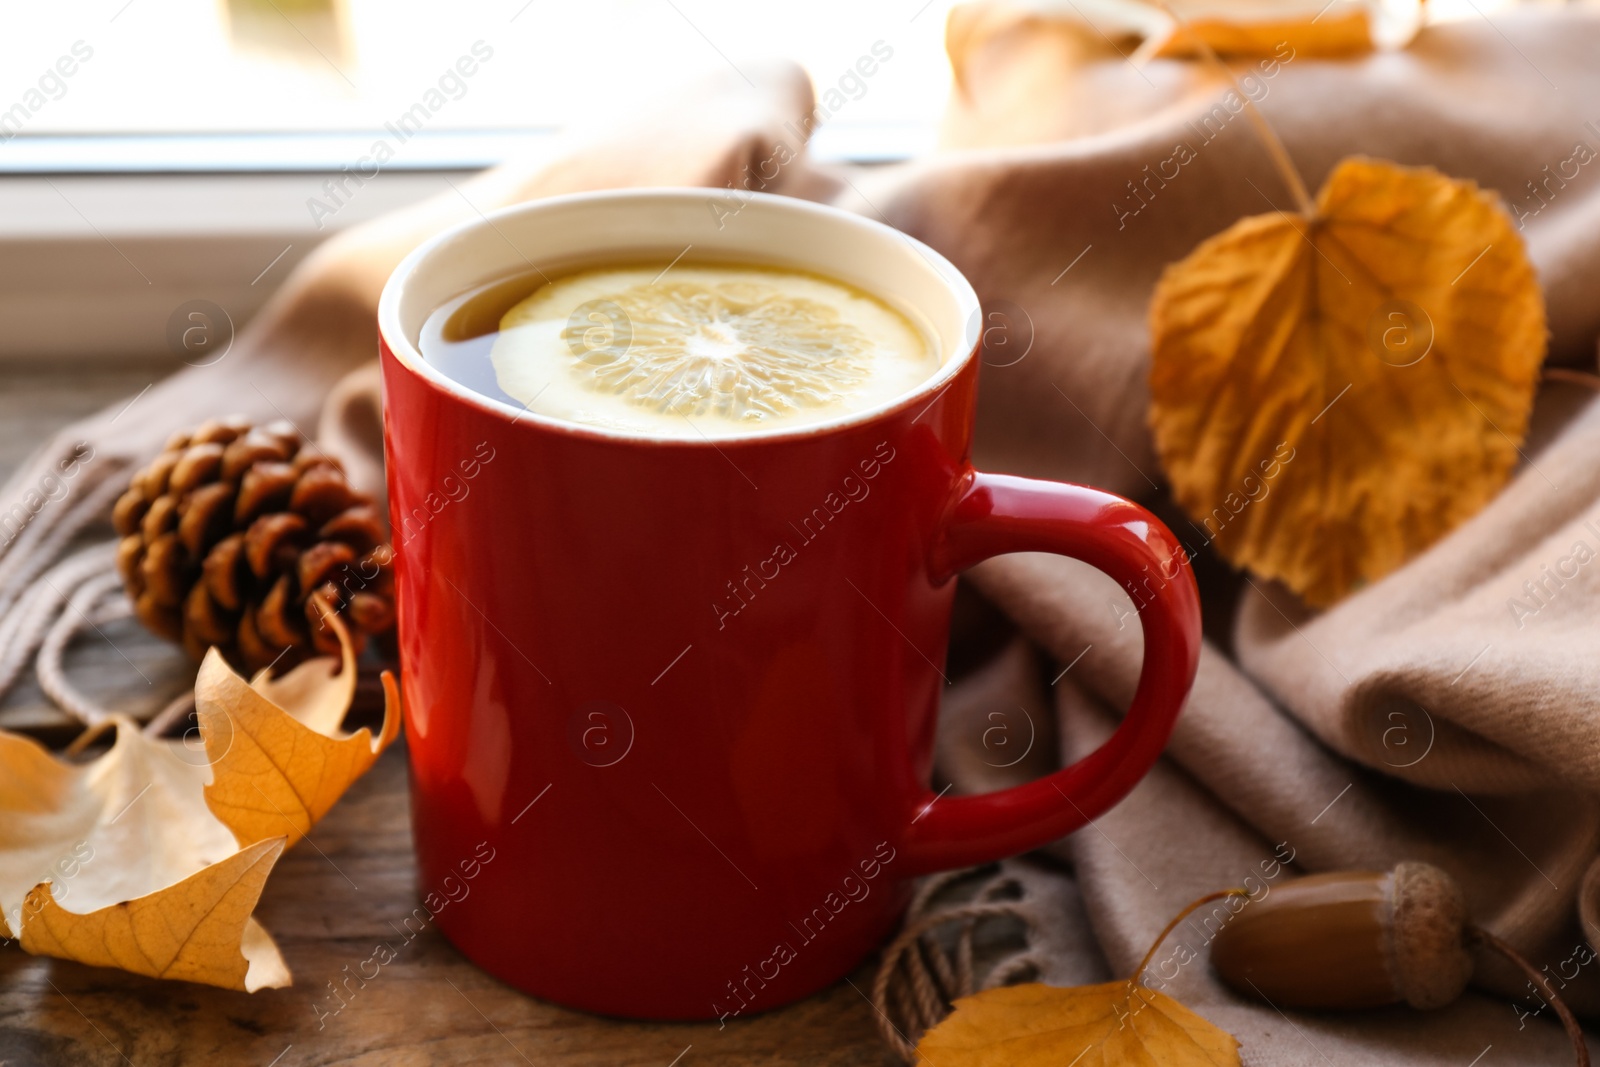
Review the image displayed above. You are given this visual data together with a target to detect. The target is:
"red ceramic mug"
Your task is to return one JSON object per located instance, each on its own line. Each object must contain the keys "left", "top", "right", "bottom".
{"left": 377, "top": 189, "right": 1200, "bottom": 1020}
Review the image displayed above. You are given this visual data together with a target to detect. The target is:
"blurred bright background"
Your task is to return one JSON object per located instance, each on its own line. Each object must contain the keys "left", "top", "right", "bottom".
{"left": 0, "top": 0, "right": 1563, "bottom": 360}
{"left": 0, "top": 0, "right": 1549, "bottom": 166}
{"left": 0, "top": 0, "right": 968, "bottom": 168}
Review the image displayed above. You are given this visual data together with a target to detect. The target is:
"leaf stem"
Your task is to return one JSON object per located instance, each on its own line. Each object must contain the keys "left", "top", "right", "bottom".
{"left": 1152, "top": 2, "right": 1318, "bottom": 217}
{"left": 1132, "top": 888, "right": 1250, "bottom": 985}
{"left": 1545, "top": 367, "right": 1600, "bottom": 392}
{"left": 1468, "top": 925, "right": 1590, "bottom": 1067}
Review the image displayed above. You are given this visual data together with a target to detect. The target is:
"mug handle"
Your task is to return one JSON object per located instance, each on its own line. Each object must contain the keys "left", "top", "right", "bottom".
{"left": 898, "top": 470, "right": 1202, "bottom": 876}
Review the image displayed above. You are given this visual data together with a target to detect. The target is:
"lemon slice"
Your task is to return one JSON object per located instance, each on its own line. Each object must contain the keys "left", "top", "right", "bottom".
{"left": 491, "top": 265, "right": 935, "bottom": 438}
{"left": 571, "top": 279, "right": 875, "bottom": 419}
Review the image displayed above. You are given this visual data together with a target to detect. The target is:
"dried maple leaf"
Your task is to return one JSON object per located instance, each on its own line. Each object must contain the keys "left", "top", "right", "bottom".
{"left": 198, "top": 606, "right": 401, "bottom": 849}
{"left": 21, "top": 837, "right": 290, "bottom": 991}
{"left": 915, "top": 981, "right": 1239, "bottom": 1066}
{"left": 0, "top": 609, "right": 398, "bottom": 990}
{"left": 1148, "top": 157, "right": 1546, "bottom": 607}
{"left": 0, "top": 721, "right": 292, "bottom": 991}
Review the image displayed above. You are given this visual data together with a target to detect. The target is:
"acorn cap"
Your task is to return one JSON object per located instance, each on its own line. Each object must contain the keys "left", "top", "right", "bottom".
{"left": 1390, "top": 861, "right": 1474, "bottom": 1010}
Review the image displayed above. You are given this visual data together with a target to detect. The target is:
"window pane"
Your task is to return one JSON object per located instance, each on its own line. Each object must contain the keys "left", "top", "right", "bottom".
{"left": 1, "top": 0, "right": 958, "bottom": 137}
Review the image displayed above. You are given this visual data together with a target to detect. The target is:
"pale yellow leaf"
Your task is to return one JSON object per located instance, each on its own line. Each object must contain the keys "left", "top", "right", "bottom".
{"left": 0, "top": 604, "right": 391, "bottom": 990}
{"left": 21, "top": 838, "right": 290, "bottom": 992}
{"left": 0, "top": 720, "right": 291, "bottom": 990}
{"left": 915, "top": 981, "right": 1239, "bottom": 1066}
{"left": 198, "top": 610, "right": 400, "bottom": 849}
{"left": 1148, "top": 157, "right": 1546, "bottom": 606}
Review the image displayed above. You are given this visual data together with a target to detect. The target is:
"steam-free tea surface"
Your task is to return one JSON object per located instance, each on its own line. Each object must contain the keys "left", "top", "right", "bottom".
{"left": 421, "top": 263, "right": 938, "bottom": 438}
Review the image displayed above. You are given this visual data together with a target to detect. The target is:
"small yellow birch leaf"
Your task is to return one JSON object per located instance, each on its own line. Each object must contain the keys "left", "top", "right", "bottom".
{"left": 915, "top": 981, "right": 1239, "bottom": 1066}
{"left": 1151, "top": 12, "right": 1369, "bottom": 58}
{"left": 0, "top": 720, "right": 291, "bottom": 991}
{"left": 21, "top": 838, "right": 290, "bottom": 992}
{"left": 1147, "top": 2, "right": 1380, "bottom": 58}
{"left": 968, "top": 0, "right": 1417, "bottom": 61}
{"left": 1148, "top": 156, "right": 1546, "bottom": 607}
{"left": 198, "top": 608, "right": 400, "bottom": 849}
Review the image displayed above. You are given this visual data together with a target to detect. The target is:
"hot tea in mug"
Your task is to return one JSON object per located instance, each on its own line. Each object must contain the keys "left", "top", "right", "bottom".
{"left": 378, "top": 189, "right": 1200, "bottom": 1020}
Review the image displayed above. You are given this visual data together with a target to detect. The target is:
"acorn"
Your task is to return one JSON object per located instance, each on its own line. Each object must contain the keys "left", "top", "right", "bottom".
{"left": 1210, "top": 862, "right": 1473, "bottom": 1010}
{"left": 1211, "top": 862, "right": 1590, "bottom": 1066}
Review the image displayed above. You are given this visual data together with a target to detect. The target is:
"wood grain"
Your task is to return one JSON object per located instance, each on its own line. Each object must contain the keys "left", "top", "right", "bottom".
{"left": 0, "top": 748, "right": 895, "bottom": 1067}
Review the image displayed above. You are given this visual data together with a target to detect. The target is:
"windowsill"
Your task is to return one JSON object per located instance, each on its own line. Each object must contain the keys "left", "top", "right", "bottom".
{"left": 0, "top": 122, "right": 930, "bottom": 361}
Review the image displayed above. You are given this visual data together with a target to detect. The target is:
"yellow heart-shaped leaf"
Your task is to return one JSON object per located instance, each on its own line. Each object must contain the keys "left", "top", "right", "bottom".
{"left": 915, "top": 980, "right": 1239, "bottom": 1066}
{"left": 1148, "top": 156, "right": 1546, "bottom": 606}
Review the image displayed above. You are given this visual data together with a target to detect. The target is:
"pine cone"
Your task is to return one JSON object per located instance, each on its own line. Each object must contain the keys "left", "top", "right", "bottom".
{"left": 113, "top": 415, "right": 395, "bottom": 674}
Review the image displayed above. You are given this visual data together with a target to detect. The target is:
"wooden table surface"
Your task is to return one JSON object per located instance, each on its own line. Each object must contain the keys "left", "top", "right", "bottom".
{"left": 0, "top": 357, "right": 897, "bottom": 1067}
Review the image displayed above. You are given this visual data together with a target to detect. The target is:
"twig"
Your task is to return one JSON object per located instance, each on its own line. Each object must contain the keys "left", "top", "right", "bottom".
{"left": 1544, "top": 367, "right": 1600, "bottom": 392}
{"left": 1152, "top": 1, "right": 1317, "bottom": 217}
{"left": 1132, "top": 888, "right": 1249, "bottom": 983}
